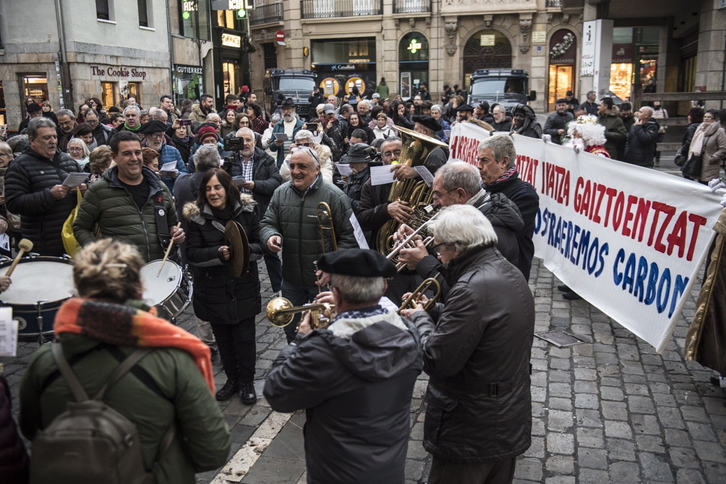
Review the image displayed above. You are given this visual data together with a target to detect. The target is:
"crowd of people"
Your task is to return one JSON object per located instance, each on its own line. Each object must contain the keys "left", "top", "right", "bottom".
{"left": 0, "top": 82, "right": 720, "bottom": 484}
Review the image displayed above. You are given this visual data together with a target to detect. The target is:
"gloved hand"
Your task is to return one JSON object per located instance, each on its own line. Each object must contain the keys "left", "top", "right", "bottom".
{"left": 709, "top": 178, "right": 726, "bottom": 192}
{"left": 720, "top": 193, "right": 726, "bottom": 207}
{"left": 572, "top": 145, "right": 580, "bottom": 154}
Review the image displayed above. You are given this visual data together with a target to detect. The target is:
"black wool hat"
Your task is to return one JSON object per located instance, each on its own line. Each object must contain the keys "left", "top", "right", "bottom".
{"left": 340, "top": 143, "right": 375, "bottom": 164}
{"left": 317, "top": 249, "right": 397, "bottom": 278}
{"left": 556, "top": 98, "right": 569, "bottom": 104}
{"left": 456, "top": 103, "right": 474, "bottom": 113}
{"left": 139, "top": 120, "right": 168, "bottom": 134}
{"left": 412, "top": 115, "right": 442, "bottom": 133}
{"left": 27, "top": 103, "right": 42, "bottom": 114}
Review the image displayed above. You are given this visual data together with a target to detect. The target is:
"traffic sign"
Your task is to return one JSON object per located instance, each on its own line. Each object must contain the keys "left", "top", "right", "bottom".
{"left": 276, "top": 31, "right": 285, "bottom": 46}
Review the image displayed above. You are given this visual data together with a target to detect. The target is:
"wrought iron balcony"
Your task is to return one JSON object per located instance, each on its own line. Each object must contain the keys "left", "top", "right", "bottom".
{"left": 393, "top": 0, "right": 431, "bottom": 14}
{"left": 250, "top": 3, "right": 283, "bottom": 26}
{"left": 301, "top": 0, "right": 382, "bottom": 19}
{"left": 546, "top": 0, "right": 562, "bottom": 6}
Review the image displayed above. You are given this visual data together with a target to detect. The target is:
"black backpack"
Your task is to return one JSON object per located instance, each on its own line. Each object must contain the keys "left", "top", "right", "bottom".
{"left": 29, "top": 343, "right": 174, "bottom": 484}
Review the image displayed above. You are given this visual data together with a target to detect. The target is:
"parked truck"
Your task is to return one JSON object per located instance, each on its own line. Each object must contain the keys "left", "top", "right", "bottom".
{"left": 263, "top": 69, "right": 317, "bottom": 120}
{"left": 467, "top": 68, "right": 536, "bottom": 111}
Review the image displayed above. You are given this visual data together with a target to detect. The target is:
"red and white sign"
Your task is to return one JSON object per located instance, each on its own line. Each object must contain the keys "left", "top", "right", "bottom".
{"left": 275, "top": 30, "right": 285, "bottom": 46}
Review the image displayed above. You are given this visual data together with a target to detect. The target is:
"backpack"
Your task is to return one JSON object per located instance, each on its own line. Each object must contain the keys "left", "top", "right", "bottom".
{"left": 29, "top": 343, "right": 174, "bottom": 484}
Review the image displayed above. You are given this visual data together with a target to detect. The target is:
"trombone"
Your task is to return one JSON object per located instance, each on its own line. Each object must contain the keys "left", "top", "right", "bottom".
{"left": 398, "top": 277, "right": 441, "bottom": 314}
{"left": 317, "top": 201, "right": 337, "bottom": 253}
{"left": 266, "top": 296, "right": 335, "bottom": 330}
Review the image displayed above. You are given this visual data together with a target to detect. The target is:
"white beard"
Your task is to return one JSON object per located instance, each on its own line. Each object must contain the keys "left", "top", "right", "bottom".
{"left": 283, "top": 113, "right": 296, "bottom": 123}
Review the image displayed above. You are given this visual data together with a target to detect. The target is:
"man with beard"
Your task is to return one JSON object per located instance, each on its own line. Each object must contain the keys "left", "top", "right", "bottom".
{"left": 477, "top": 135, "right": 539, "bottom": 280}
{"left": 269, "top": 98, "right": 305, "bottom": 168}
{"left": 85, "top": 109, "right": 113, "bottom": 146}
{"left": 543, "top": 98, "right": 574, "bottom": 144}
{"left": 474, "top": 102, "right": 494, "bottom": 124}
{"left": 18, "top": 102, "right": 43, "bottom": 133}
{"left": 224, "top": 127, "right": 283, "bottom": 294}
{"left": 619, "top": 102, "right": 635, "bottom": 131}
{"left": 357, "top": 100, "right": 372, "bottom": 124}
{"left": 579, "top": 90, "right": 598, "bottom": 116}
{"left": 55, "top": 109, "right": 77, "bottom": 152}
{"left": 5, "top": 117, "right": 85, "bottom": 256}
{"left": 140, "top": 120, "right": 187, "bottom": 191}
{"left": 190, "top": 94, "right": 217, "bottom": 123}
{"left": 159, "top": 95, "right": 179, "bottom": 125}
{"left": 113, "top": 105, "right": 144, "bottom": 141}
{"left": 260, "top": 146, "right": 357, "bottom": 343}
{"left": 511, "top": 104, "right": 542, "bottom": 139}
{"left": 490, "top": 104, "right": 512, "bottom": 132}
{"left": 597, "top": 97, "right": 627, "bottom": 159}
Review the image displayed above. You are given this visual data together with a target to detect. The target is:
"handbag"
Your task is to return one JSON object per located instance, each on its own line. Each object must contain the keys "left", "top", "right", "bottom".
{"left": 681, "top": 154, "right": 703, "bottom": 179}
{"left": 61, "top": 189, "right": 83, "bottom": 257}
{"left": 674, "top": 147, "right": 686, "bottom": 166}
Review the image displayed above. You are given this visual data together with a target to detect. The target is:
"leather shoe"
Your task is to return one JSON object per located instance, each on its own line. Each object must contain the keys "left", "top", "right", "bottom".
{"left": 557, "top": 284, "right": 571, "bottom": 292}
{"left": 240, "top": 382, "right": 257, "bottom": 405}
{"left": 710, "top": 376, "right": 726, "bottom": 388}
{"left": 215, "top": 380, "right": 240, "bottom": 401}
{"left": 562, "top": 291, "right": 582, "bottom": 300}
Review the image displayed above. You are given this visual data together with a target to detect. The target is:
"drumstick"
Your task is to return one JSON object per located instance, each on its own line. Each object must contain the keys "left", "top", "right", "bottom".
{"left": 157, "top": 223, "right": 182, "bottom": 277}
{"left": 5, "top": 239, "right": 33, "bottom": 277}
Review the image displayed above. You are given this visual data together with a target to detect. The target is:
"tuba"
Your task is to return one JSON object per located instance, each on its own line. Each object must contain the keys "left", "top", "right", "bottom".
{"left": 376, "top": 125, "right": 448, "bottom": 256}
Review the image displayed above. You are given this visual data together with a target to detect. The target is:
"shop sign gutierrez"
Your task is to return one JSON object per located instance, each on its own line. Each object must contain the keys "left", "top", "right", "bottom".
{"left": 91, "top": 65, "right": 147, "bottom": 80}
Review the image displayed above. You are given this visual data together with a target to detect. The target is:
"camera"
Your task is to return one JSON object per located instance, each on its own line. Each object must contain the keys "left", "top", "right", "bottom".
{"left": 224, "top": 137, "right": 245, "bottom": 151}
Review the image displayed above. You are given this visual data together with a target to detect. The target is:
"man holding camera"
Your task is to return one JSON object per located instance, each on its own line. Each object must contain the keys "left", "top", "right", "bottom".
{"left": 224, "top": 127, "right": 284, "bottom": 293}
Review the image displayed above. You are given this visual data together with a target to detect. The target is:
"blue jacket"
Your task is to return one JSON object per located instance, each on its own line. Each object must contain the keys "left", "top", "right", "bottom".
{"left": 159, "top": 144, "right": 188, "bottom": 191}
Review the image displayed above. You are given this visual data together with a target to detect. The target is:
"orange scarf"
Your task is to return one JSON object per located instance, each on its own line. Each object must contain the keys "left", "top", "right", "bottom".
{"left": 54, "top": 298, "right": 215, "bottom": 392}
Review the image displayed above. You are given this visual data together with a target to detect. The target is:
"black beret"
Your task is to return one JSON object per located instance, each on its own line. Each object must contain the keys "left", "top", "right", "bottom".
{"left": 27, "top": 103, "right": 42, "bottom": 113}
{"left": 281, "top": 97, "right": 296, "bottom": 108}
{"left": 412, "top": 115, "right": 442, "bottom": 133}
{"left": 340, "top": 143, "right": 375, "bottom": 164}
{"left": 139, "top": 120, "right": 168, "bottom": 134}
{"left": 317, "top": 249, "right": 397, "bottom": 278}
{"left": 556, "top": 98, "right": 569, "bottom": 104}
{"left": 456, "top": 103, "right": 474, "bottom": 112}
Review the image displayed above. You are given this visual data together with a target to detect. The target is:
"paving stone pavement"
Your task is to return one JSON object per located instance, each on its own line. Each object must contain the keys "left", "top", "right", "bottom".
{"left": 3, "top": 161, "right": 726, "bottom": 483}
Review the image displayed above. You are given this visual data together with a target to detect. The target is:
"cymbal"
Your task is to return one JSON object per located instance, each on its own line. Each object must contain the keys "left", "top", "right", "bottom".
{"left": 224, "top": 220, "right": 250, "bottom": 278}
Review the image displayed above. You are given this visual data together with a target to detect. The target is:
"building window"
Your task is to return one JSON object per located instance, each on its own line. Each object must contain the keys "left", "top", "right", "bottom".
{"left": 138, "top": 0, "right": 150, "bottom": 27}
{"left": 399, "top": 32, "right": 429, "bottom": 101}
{"left": 263, "top": 43, "right": 277, "bottom": 70}
{"left": 101, "top": 82, "right": 117, "bottom": 109}
{"left": 179, "top": 0, "right": 210, "bottom": 40}
{"left": 96, "top": 0, "right": 110, "bottom": 20}
{"left": 463, "top": 30, "right": 512, "bottom": 89}
{"left": 0, "top": 81, "right": 6, "bottom": 126}
{"left": 21, "top": 74, "right": 49, "bottom": 106}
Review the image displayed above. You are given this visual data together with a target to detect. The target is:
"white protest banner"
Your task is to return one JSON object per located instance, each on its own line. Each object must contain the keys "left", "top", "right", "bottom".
{"left": 449, "top": 122, "right": 490, "bottom": 165}
{"left": 448, "top": 127, "right": 724, "bottom": 352}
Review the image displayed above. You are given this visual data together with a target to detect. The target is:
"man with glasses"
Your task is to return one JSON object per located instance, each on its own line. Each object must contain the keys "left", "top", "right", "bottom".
{"left": 140, "top": 120, "right": 187, "bottom": 191}
{"left": 85, "top": 109, "right": 113, "bottom": 146}
{"left": 260, "top": 145, "right": 357, "bottom": 343}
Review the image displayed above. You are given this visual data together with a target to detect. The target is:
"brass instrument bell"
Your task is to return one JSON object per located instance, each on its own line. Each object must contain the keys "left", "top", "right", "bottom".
{"left": 398, "top": 277, "right": 442, "bottom": 314}
{"left": 266, "top": 296, "right": 335, "bottom": 329}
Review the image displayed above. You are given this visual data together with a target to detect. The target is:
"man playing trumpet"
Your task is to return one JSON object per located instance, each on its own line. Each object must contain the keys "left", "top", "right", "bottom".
{"left": 264, "top": 248, "right": 422, "bottom": 484}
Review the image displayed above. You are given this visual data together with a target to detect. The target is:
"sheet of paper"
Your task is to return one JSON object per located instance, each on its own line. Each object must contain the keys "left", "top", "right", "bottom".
{"left": 0, "top": 307, "right": 17, "bottom": 357}
{"left": 233, "top": 176, "right": 246, "bottom": 186}
{"left": 335, "top": 163, "right": 353, "bottom": 177}
{"left": 62, "top": 172, "right": 88, "bottom": 188}
{"left": 370, "top": 165, "right": 396, "bottom": 186}
{"left": 414, "top": 166, "right": 434, "bottom": 187}
{"left": 274, "top": 133, "right": 289, "bottom": 141}
{"left": 160, "top": 161, "right": 179, "bottom": 174}
{"left": 378, "top": 296, "right": 398, "bottom": 314}
{"left": 350, "top": 213, "right": 369, "bottom": 249}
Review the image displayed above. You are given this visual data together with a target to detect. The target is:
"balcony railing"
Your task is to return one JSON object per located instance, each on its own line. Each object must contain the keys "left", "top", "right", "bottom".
{"left": 393, "top": 0, "right": 430, "bottom": 14}
{"left": 250, "top": 3, "right": 283, "bottom": 26}
{"left": 546, "top": 0, "right": 562, "bottom": 6}
{"left": 301, "top": 0, "right": 382, "bottom": 19}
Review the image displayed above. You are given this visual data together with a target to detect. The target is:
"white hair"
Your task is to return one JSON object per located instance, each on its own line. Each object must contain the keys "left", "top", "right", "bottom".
{"left": 430, "top": 205, "right": 498, "bottom": 252}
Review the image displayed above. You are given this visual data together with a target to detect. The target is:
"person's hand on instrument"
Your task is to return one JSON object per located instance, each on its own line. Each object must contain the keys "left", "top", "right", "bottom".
{"left": 393, "top": 223, "right": 414, "bottom": 243}
{"left": 315, "top": 290, "right": 335, "bottom": 305}
{"left": 50, "top": 184, "right": 69, "bottom": 200}
{"left": 316, "top": 269, "right": 330, "bottom": 288}
{"left": 218, "top": 245, "right": 231, "bottom": 261}
{"left": 0, "top": 276, "right": 11, "bottom": 292}
{"left": 267, "top": 235, "right": 282, "bottom": 252}
{"left": 387, "top": 201, "right": 413, "bottom": 224}
{"left": 398, "top": 239, "right": 428, "bottom": 270}
{"left": 171, "top": 226, "right": 185, "bottom": 244}
{"left": 298, "top": 312, "right": 313, "bottom": 335}
{"left": 390, "top": 164, "right": 417, "bottom": 180}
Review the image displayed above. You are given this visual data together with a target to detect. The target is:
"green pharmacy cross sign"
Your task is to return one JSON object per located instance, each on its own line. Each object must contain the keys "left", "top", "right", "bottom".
{"left": 407, "top": 38, "right": 422, "bottom": 54}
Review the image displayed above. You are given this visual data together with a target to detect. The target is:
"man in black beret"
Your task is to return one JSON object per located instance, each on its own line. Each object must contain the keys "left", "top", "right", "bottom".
{"left": 455, "top": 103, "right": 474, "bottom": 124}
{"left": 140, "top": 120, "right": 188, "bottom": 191}
{"left": 264, "top": 248, "right": 423, "bottom": 484}
{"left": 339, "top": 143, "right": 375, "bottom": 211}
{"left": 543, "top": 98, "right": 574, "bottom": 144}
{"left": 18, "top": 102, "right": 43, "bottom": 133}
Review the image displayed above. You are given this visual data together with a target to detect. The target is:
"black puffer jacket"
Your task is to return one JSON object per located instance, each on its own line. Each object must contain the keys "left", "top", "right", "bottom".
{"left": 222, "top": 147, "right": 282, "bottom": 215}
{"left": 5, "top": 148, "right": 82, "bottom": 255}
{"left": 0, "top": 375, "right": 28, "bottom": 484}
{"left": 624, "top": 119, "right": 659, "bottom": 167}
{"left": 184, "top": 196, "right": 263, "bottom": 324}
{"left": 410, "top": 245, "right": 534, "bottom": 463}
{"left": 264, "top": 311, "right": 423, "bottom": 483}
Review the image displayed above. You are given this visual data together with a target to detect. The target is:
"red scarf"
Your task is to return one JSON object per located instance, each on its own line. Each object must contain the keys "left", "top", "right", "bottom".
{"left": 54, "top": 298, "right": 215, "bottom": 392}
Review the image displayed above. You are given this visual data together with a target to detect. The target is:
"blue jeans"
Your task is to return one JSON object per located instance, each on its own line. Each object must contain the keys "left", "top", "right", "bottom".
{"left": 281, "top": 280, "right": 320, "bottom": 343}
{"left": 264, "top": 250, "right": 283, "bottom": 293}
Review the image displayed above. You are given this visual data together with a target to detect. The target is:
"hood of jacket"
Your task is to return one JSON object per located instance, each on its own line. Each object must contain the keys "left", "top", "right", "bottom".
{"left": 318, "top": 311, "right": 422, "bottom": 382}
{"left": 183, "top": 193, "right": 256, "bottom": 224}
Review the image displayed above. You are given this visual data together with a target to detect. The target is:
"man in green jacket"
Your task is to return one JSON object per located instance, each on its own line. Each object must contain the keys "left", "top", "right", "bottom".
{"left": 74, "top": 131, "right": 185, "bottom": 262}
{"left": 597, "top": 97, "right": 627, "bottom": 160}
{"left": 260, "top": 146, "right": 358, "bottom": 342}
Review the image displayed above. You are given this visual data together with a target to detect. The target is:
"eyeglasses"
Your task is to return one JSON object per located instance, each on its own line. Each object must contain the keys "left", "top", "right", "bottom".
{"left": 431, "top": 242, "right": 449, "bottom": 255}
{"left": 68, "top": 147, "right": 83, "bottom": 152}
{"left": 432, "top": 188, "right": 453, "bottom": 199}
{"left": 290, "top": 145, "right": 320, "bottom": 163}
{"left": 149, "top": 133, "right": 164, "bottom": 139}
{"left": 382, "top": 149, "right": 401, "bottom": 158}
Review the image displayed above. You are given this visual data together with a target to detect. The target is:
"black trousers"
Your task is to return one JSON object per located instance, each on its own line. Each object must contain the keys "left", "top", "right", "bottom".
{"left": 210, "top": 317, "right": 256, "bottom": 383}
{"left": 428, "top": 456, "right": 517, "bottom": 484}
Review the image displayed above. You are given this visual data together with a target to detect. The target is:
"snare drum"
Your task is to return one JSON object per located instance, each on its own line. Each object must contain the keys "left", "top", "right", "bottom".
{"left": 0, "top": 256, "right": 75, "bottom": 340}
{"left": 140, "top": 260, "right": 193, "bottom": 321}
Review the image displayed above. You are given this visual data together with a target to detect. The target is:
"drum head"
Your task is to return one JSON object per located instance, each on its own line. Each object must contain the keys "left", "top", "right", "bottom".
{"left": 0, "top": 258, "right": 74, "bottom": 305}
{"left": 140, "top": 260, "right": 182, "bottom": 307}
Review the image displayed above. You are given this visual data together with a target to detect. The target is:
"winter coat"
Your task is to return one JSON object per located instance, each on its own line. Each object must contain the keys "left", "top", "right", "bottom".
{"left": 514, "top": 120, "right": 543, "bottom": 139}
{"left": 0, "top": 375, "right": 29, "bottom": 484}
{"left": 696, "top": 122, "right": 726, "bottom": 183}
{"left": 19, "top": 323, "right": 230, "bottom": 484}
{"left": 598, "top": 112, "right": 627, "bottom": 159}
{"left": 341, "top": 166, "right": 370, "bottom": 212}
{"left": 543, "top": 111, "right": 574, "bottom": 144}
{"left": 91, "top": 122, "right": 114, "bottom": 146}
{"left": 624, "top": 119, "right": 659, "bottom": 167}
{"left": 189, "top": 104, "right": 216, "bottom": 123}
{"left": 410, "top": 244, "right": 534, "bottom": 463}
{"left": 259, "top": 176, "right": 357, "bottom": 287}
{"left": 157, "top": 143, "right": 188, "bottom": 192}
{"left": 485, "top": 174, "right": 539, "bottom": 281}
{"left": 269, "top": 118, "right": 305, "bottom": 167}
{"left": 355, "top": 179, "right": 392, "bottom": 251}
{"left": 5, "top": 148, "right": 82, "bottom": 256}
{"left": 264, "top": 311, "right": 423, "bottom": 483}
{"left": 680, "top": 122, "right": 701, "bottom": 157}
{"left": 222, "top": 147, "right": 282, "bottom": 215}
{"left": 184, "top": 196, "right": 263, "bottom": 323}
{"left": 74, "top": 166, "right": 178, "bottom": 262}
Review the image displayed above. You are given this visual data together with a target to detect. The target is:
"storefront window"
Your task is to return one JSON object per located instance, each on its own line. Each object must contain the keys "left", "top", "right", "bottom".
{"left": 179, "top": 0, "right": 210, "bottom": 40}
{"left": 547, "top": 29, "right": 577, "bottom": 111}
{"left": 463, "top": 30, "right": 512, "bottom": 90}
{"left": 118, "top": 81, "right": 141, "bottom": 103}
{"left": 102, "top": 81, "right": 118, "bottom": 109}
{"left": 223, "top": 61, "right": 241, "bottom": 97}
{"left": 0, "top": 81, "right": 5, "bottom": 126}
{"left": 21, "top": 74, "right": 49, "bottom": 106}
{"left": 173, "top": 65, "right": 203, "bottom": 105}
{"left": 311, "top": 38, "right": 376, "bottom": 98}
{"left": 399, "top": 32, "right": 429, "bottom": 100}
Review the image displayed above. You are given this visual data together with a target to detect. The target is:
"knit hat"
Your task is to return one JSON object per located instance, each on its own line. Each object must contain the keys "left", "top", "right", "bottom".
{"left": 197, "top": 125, "right": 219, "bottom": 144}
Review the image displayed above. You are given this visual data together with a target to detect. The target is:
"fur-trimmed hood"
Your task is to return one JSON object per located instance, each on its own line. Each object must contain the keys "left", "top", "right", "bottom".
{"left": 183, "top": 193, "right": 256, "bottom": 225}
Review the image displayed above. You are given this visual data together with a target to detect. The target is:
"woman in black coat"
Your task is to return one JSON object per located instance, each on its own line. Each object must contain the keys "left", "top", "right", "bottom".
{"left": 184, "top": 168, "right": 263, "bottom": 404}
{"left": 346, "top": 112, "right": 374, "bottom": 145}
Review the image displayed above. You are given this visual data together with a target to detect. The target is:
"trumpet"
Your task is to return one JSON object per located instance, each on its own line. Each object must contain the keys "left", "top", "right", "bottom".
{"left": 387, "top": 207, "right": 440, "bottom": 271}
{"left": 317, "top": 201, "right": 337, "bottom": 253}
{"left": 266, "top": 296, "right": 335, "bottom": 329}
{"left": 398, "top": 277, "right": 441, "bottom": 314}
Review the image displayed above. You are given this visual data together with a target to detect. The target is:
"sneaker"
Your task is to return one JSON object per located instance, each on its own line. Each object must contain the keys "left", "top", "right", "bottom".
{"left": 215, "top": 380, "right": 240, "bottom": 401}
{"left": 240, "top": 382, "right": 258, "bottom": 405}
